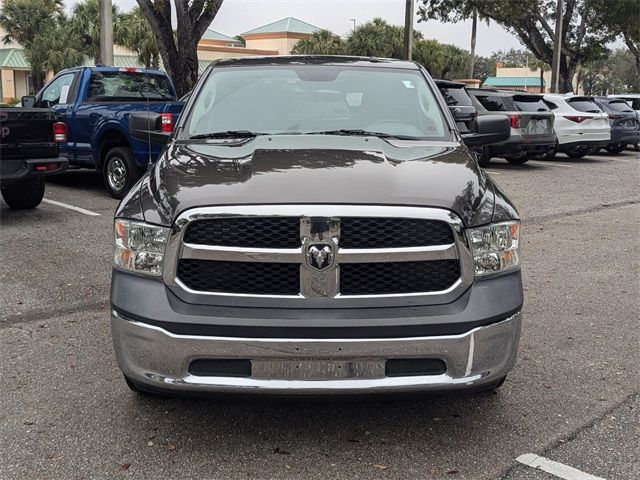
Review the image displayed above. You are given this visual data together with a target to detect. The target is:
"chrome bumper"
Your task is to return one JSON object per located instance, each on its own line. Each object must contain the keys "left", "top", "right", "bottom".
{"left": 111, "top": 311, "right": 522, "bottom": 395}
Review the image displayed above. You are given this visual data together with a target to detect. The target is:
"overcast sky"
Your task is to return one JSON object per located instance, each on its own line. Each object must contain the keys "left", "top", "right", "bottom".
{"left": 72, "top": 0, "right": 524, "bottom": 56}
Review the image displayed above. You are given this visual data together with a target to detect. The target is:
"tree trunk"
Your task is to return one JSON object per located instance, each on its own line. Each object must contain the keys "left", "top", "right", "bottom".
{"left": 468, "top": 9, "right": 477, "bottom": 78}
{"left": 559, "top": 55, "right": 576, "bottom": 93}
{"left": 540, "top": 68, "right": 544, "bottom": 93}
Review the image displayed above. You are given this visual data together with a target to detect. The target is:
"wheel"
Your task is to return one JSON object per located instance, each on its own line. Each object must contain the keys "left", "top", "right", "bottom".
{"left": 566, "top": 149, "right": 590, "bottom": 159}
{"left": 605, "top": 142, "right": 625, "bottom": 154}
{"left": 477, "top": 147, "right": 492, "bottom": 167}
{"left": 506, "top": 156, "right": 530, "bottom": 165}
{"left": 1, "top": 178, "right": 45, "bottom": 209}
{"left": 634, "top": 143, "right": 640, "bottom": 152}
{"left": 102, "top": 146, "right": 140, "bottom": 199}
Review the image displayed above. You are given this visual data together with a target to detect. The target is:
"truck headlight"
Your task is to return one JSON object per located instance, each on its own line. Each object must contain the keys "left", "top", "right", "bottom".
{"left": 467, "top": 221, "right": 520, "bottom": 277}
{"left": 114, "top": 219, "right": 169, "bottom": 277}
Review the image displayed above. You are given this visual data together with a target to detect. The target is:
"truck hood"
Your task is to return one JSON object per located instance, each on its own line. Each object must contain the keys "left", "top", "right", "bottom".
{"left": 137, "top": 135, "right": 499, "bottom": 227}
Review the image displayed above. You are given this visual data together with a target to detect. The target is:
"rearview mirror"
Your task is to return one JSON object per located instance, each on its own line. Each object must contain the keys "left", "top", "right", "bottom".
{"left": 129, "top": 112, "right": 171, "bottom": 146}
{"left": 21, "top": 96, "right": 36, "bottom": 108}
{"left": 462, "top": 114, "right": 510, "bottom": 148}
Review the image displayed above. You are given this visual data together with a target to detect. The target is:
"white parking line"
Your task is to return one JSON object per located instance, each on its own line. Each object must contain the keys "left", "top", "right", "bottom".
{"left": 484, "top": 170, "right": 501, "bottom": 175}
{"left": 528, "top": 161, "right": 573, "bottom": 168}
{"left": 516, "top": 454, "right": 606, "bottom": 480}
{"left": 42, "top": 199, "right": 101, "bottom": 216}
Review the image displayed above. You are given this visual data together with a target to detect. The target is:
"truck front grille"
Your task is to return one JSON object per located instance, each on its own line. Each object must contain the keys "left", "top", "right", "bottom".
{"left": 166, "top": 206, "right": 471, "bottom": 305}
{"left": 178, "top": 260, "right": 299, "bottom": 295}
{"left": 340, "top": 260, "right": 460, "bottom": 295}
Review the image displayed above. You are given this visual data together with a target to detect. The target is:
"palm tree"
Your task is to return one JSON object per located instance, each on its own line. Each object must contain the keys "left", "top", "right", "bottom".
{"left": 70, "top": 0, "right": 126, "bottom": 64}
{"left": 292, "top": 30, "right": 345, "bottom": 55}
{"left": 27, "top": 21, "right": 85, "bottom": 75}
{"left": 120, "top": 7, "right": 160, "bottom": 69}
{"left": 0, "top": 0, "right": 64, "bottom": 90}
{"left": 529, "top": 58, "right": 550, "bottom": 93}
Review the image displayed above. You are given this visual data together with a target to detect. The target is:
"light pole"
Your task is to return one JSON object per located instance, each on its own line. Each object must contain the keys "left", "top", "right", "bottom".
{"left": 403, "top": 0, "right": 414, "bottom": 60}
{"left": 550, "top": 0, "right": 563, "bottom": 93}
{"left": 350, "top": 18, "right": 356, "bottom": 33}
{"left": 99, "top": 0, "right": 114, "bottom": 66}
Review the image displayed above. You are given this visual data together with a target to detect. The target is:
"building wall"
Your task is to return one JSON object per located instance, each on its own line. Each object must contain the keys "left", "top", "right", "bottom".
{"left": 496, "top": 66, "right": 550, "bottom": 92}
{"left": 1, "top": 69, "right": 16, "bottom": 102}
{"left": 243, "top": 34, "right": 307, "bottom": 55}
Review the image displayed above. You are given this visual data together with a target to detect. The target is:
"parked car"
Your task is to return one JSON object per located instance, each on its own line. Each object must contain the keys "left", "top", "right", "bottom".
{"left": 23, "top": 66, "right": 183, "bottom": 198}
{"left": 608, "top": 94, "right": 640, "bottom": 151}
{"left": 435, "top": 79, "right": 493, "bottom": 163}
{"left": 0, "top": 106, "right": 68, "bottom": 209}
{"left": 110, "top": 55, "right": 522, "bottom": 397}
{"left": 469, "top": 89, "right": 556, "bottom": 166}
{"left": 592, "top": 97, "right": 640, "bottom": 153}
{"left": 542, "top": 94, "right": 610, "bottom": 158}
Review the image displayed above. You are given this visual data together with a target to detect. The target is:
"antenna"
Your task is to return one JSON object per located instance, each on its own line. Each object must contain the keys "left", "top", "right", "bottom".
{"left": 145, "top": 92, "right": 152, "bottom": 171}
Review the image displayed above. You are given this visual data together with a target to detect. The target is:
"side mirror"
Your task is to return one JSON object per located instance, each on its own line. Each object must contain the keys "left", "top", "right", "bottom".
{"left": 129, "top": 112, "right": 171, "bottom": 146}
{"left": 462, "top": 114, "right": 510, "bottom": 148}
{"left": 21, "top": 96, "right": 36, "bottom": 108}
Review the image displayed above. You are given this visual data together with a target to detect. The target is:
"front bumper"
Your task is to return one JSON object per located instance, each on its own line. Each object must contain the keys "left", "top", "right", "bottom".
{"left": 111, "top": 310, "right": 522, "bottom": 395}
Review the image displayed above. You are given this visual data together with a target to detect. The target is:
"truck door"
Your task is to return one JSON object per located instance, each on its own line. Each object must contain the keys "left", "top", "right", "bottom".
{"left": 36, "top": 71, "right": 80, "bottom": 162}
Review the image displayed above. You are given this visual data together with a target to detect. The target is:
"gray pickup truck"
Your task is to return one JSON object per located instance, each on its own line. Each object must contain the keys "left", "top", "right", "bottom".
{"left": 110, "top": 56, "right": 523, "bottom": 396}
{"left": 0, "top": 107, "right": 68, "bottom": 209}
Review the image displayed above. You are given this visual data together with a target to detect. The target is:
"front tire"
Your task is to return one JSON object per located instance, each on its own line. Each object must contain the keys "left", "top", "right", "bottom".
{"left": 1, "top": 178, "right": 45, "bottom": 209}
{"left": 566, "top": 148, "right": 590, "bottom": 159}
{"left": 102, "top": 146, "right": 139, "bottom": 199}
{"left": 605, "top": 142, "right": 625, "bottom": 154}
{"left": 477, "top": 147, "right": 492, "bottom": 167}
{"left": 506, "top": 156, "right": 530, "bottom": 165}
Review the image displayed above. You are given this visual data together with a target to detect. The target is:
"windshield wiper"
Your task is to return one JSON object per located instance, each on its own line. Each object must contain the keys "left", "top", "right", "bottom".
{"left": 189, "top": 130, "right": 266, "bottom": 139}
{"left": 308, "top": 129, "right": 420, "bottom": 140}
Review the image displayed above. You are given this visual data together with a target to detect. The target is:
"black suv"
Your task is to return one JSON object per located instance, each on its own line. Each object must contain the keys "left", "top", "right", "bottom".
{"left": 110, "top": 56, "right": 522, "bottom": 397}
{"left": 469, "top": 89, "right": 556, "bottom": 165}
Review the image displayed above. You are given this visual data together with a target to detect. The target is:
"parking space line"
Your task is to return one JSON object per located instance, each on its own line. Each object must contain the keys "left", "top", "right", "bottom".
{"left": 484, "top": 170, "right": 501, "bottom": 175}
{"left": 528, "top": 161, "right": 573, "bottom": 168}
{"left": 516, "top": 454, "right": 606, "bottom": 480}
{"left": 42, "top": 199, "right": 101, "bottom": 216}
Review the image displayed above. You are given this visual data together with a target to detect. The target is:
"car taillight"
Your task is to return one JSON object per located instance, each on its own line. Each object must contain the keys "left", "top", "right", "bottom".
{"left": 119, "top": 67, "right": 143, "bottom": 73}
{"left": 53, "top": 122, "right": 67, "bottom": 142}
{"left": 564, "top": 115, "right": 588, "bottom": 123}
{"left": 160, "top": 113, "right": 173, "bottom": 132}
{"left": 608, "top": 114, "right": 624, "bottom": 119}
{"left": 508, "top": 114, "right": 521, "bottom": 129}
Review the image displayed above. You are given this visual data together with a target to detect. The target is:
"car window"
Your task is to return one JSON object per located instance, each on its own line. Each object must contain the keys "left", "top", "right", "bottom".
{"left": 567, "top": 99, "right": 601, "bottom": 113}
{"left": 513, "top": 97, "right": 549, "bottom": 112}
{"left": 608, "top": 101, "right": 634, "bottom": 113}
{"left": 187, "top": 65, "right": 448, "bottom": 140}
{"left": 40, "top": 73, "right": 76, "bottom": 106}
{"left": 440, "top": 87, "right": 472, "bottom": 106}
{"left": 473, "top": 94, "right": 510, "bottom": 112}
{"left": 85, "top": 71, "right": 175, "bottom": 102}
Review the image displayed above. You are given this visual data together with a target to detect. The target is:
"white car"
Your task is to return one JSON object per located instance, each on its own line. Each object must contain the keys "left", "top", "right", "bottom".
{"left": 543, "top": 94, "right": 611, "bottom": 158}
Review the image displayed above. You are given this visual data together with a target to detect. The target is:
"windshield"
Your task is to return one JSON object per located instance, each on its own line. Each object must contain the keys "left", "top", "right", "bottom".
{"left": 186, "top": 65, "right": 448, "bottom": 140}
{"left": 86, "top": 71, "right": 175, "bottom": 102}
{"left": 513, "top": 96, "right": 549, "bottom": 112}
{"left": 608, "top": 101, "right": 634, "bottom": 113}
{"left": 440, "top": 87, "right": 472, "bottom": 106}
{"left": 567, "top": 99, "right": 601, "bottom": 113}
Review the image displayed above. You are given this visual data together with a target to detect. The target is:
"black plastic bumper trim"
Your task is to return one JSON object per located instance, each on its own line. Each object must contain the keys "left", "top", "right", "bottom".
{"left": 112, "top": 305, "right": 522, "bottom": 339}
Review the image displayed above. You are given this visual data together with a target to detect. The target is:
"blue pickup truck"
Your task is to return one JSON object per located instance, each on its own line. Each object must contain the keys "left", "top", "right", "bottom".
{"left": 24, "top": 66, "right": 182, "bottom": 198}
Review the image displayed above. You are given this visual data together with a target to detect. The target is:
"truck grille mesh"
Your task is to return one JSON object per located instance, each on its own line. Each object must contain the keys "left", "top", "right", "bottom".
{"left": 184, "top": 217, "right": 454, "bottom": 248}
{"left": 178, "top": 260, "right": 300, "bottom": 295}
{"left": 340, "top": 217, "right": 454, "bottom": 248}
{"left": 184, "top": 217, "right": 299, "bottom": 248}
{"left": 339, "top": 261, "right": 460, "bottom": 295}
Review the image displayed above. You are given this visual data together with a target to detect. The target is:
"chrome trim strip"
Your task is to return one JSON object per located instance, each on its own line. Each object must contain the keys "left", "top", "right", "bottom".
{"left": 181, "top": 244, "right": 303, "bottom": 263}
{"left": 163, "top": 205, "right": 474, "bottom": 309}
{"left": 337, "top": 244, "right": 457, "bottom": 263}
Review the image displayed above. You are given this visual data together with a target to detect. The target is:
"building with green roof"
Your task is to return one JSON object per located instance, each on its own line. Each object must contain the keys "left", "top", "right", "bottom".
{"left": 241, "top": 17, "right": 324, "bottom": 55}
{"left": 0, "top": 48, "right": 30, "bottom": 103}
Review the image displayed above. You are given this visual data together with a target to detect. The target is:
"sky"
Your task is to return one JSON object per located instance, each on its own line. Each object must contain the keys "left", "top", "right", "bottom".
{"left": 74, "top": 0, "right": 524, "bottom": 57}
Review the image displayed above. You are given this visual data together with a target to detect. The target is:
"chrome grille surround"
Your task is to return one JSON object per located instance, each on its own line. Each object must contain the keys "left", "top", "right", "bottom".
{"left": 163, "top": 205, "right": 474, "bottom": 309}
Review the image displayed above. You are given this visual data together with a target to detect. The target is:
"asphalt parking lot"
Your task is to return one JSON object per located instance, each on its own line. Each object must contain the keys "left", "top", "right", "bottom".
{"left": 1, "top": 150, "right": 638, "bottom": 480}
